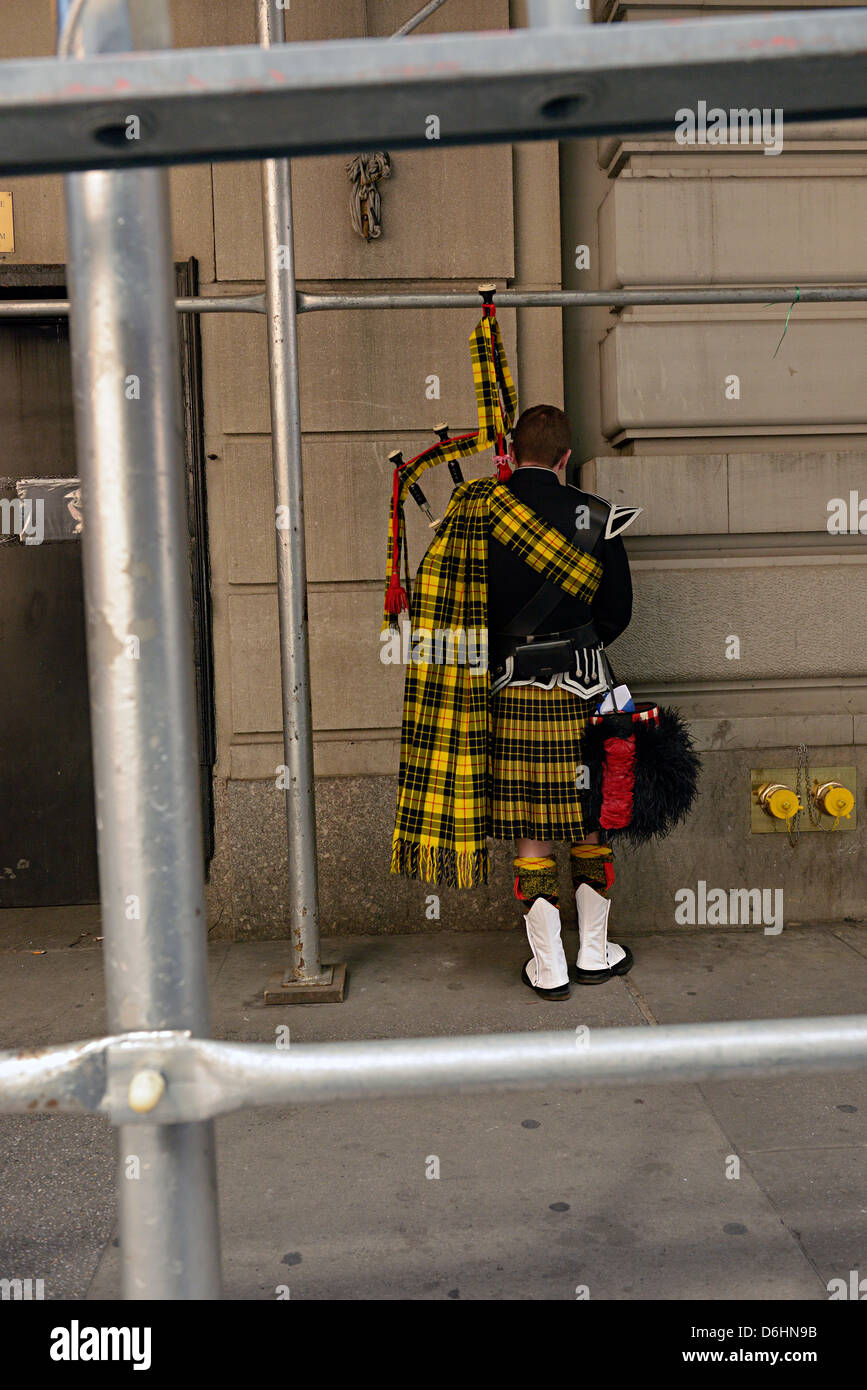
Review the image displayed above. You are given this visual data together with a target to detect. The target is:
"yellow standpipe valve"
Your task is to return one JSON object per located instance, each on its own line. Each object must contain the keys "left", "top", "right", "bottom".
{"left": 757, "top": 782, "right": 803, "bottom": 821}
{"left": 814, "top": 780, "right": 855, "bottom": 820}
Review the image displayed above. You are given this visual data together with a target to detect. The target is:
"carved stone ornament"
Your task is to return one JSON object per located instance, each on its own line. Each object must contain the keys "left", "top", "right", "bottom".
{"left": 346, "top": 151, "right": 392, "bottom": 240}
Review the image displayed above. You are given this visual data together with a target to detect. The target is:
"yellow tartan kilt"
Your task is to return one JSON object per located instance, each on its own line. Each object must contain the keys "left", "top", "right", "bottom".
{"left": 489, "top": 683, "right": 597, "bottom": 842}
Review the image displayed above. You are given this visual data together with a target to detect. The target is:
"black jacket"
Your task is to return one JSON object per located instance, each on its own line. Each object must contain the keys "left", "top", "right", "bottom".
{"left": 487, "top": 466, "right": 632, "bottom": 646}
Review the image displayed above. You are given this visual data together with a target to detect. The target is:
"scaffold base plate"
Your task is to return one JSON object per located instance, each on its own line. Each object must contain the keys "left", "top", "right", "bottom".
{"left": 264, "top": 961, "right": 347, "bottom": 1005}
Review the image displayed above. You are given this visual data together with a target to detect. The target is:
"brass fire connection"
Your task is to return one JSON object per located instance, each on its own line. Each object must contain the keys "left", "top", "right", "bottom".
{"left": 756, "top": 782, "right": 802, "bottom": 821}
{"left": 813, "top": 780, "right": 855, "bottom": 820}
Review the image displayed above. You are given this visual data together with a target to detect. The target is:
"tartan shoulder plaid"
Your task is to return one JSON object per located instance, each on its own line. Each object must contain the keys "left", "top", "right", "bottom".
{"left": 390, "top": 478, "right": 603, "bottom": 888}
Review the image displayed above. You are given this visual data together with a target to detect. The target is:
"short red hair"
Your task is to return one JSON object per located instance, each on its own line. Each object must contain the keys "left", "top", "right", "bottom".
{"left": 512, "top": 404, "right": 571, "bottom": 467}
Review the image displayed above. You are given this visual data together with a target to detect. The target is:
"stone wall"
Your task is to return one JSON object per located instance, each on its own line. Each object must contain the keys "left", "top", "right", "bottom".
{"left": 560, "top": 0, "right": 867, "bottom": 934}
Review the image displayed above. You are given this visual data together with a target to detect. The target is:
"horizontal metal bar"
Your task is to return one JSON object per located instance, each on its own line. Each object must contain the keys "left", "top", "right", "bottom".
{"left": 4, "top": 1015, "right": 867, "bottom": 1125}
{"left": 0, "top": 11, "right": 865, "bottom": 176}
{"left": 0, "top": 294, "right": 265, "bottom": 317}
{"left": 0, "top": 1036, "right": 110, "bottom": 1114}
{"left": 177, "top": 293, "right": 265, "bottom": 314}
{"left": 297, "top": 288, "right": 867, "bottom": 311}
{"left": 1, "top": 288, "right": 865, "bottom": 320}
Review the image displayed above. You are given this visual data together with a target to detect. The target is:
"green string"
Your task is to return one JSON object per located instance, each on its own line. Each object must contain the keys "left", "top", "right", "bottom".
{"left": 770, "top": 286, "right": 800, "bottom": 358}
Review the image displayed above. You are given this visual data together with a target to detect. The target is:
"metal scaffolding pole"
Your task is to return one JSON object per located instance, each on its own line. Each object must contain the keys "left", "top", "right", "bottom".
{"left": 256, "top": 0, "right": 345, "bottom": 1003}
{"left": 2, "top": 286, "right": 867, "bottom": 318}
{"left": 0, "top": 295, "right": 265, "bottom": 317}
{"left": 391, "top": 0, "right": 451, "bottom": 37}
{"left": 297, "top": 287, "right": 867, "bottom": 311}
{"left": 4, "top": 1014, "right": 867, "bottom": 1123}
{"left": 3, "top": 10, "right": 867, "bottom": 176}
{"left": 527, "top": 0, "right": 588, "bottom": 25}
{"left": 56, "top": 0, "right": 221, "bottom": 1298}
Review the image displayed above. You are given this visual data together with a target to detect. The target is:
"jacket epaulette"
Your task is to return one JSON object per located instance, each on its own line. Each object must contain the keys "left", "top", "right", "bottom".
{"left": 566, "top": 485, "right": 642, "bottom": 541}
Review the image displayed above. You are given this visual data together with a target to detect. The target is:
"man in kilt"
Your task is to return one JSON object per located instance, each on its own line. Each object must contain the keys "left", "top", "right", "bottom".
{"left": 388, "top": 403, "right": 639, "bottom": 1000}
{"left": 488, "top": 405, "right": 636, "bottom": 999}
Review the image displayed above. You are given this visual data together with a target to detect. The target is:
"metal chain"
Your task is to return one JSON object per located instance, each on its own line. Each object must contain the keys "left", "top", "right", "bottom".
{"left": 787, "top": 750, "right": 803, "bottom": 846}
{"left": 802, "top": 744, "right": 823, "bottom": 826}
{"left": 790, "top": 744, "right": 833, "bottom": 845}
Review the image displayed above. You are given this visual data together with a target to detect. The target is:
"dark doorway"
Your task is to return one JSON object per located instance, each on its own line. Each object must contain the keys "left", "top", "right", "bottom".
{"left": 0, "top": 263, "right": 214, "bottom": 909}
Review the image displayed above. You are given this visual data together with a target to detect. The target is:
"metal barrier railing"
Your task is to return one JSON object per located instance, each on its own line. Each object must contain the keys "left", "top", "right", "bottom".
{"left": 0, "top": 0, "right": 864, "bottom": 1298}
{"left": 5, "top": 1017, "right": 867, "bottom": 1123}
{"left": 3, "top": 8, "right": 867, "bottom": 176}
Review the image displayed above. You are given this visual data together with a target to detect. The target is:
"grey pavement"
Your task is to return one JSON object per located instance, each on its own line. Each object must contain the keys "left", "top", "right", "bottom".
{"left": 0, "top": 908, "right": 865, "bottom": 1300}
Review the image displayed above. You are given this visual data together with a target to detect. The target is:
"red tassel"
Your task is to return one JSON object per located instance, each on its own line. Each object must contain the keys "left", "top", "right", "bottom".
{"left": 599, "top": 734, "right": 636, "bottom": 830}
{"left": 385, "top": 570, "right": 409, "bottom": 617}
{"left": 385, "top": 463, "right": 409, "bottom": 617}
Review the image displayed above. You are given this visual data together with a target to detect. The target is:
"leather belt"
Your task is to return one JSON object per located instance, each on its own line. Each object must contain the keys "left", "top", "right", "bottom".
{"left": 489, "top": 620, "right": 599, "bottom": 672}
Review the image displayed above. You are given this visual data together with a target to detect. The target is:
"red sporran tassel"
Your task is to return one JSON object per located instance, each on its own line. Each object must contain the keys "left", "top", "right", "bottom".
{"left": 599, "top": 734, "right": 636, "bottom": 830}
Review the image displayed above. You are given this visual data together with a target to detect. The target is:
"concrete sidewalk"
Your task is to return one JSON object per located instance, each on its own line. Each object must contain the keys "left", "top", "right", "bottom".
{"left": 1, "top": 909, "right": 865, "bottom": 1300}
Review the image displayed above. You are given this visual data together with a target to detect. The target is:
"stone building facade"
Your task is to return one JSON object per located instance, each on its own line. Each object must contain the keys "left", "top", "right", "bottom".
{"left": 1, "top": 0, "right": 864, "bottom": 936}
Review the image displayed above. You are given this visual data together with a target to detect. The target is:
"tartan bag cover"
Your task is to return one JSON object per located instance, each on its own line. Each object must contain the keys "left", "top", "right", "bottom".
{"left": 390, "top": 478, "right": 603, "bottom": 889}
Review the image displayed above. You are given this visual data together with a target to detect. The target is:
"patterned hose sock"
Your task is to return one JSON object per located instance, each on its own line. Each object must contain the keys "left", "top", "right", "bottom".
{"left": 570, "top": 843, "right": 615, "bottom": 896}
{"left": 514, "top": 855, "right": 559, "bottom": 907}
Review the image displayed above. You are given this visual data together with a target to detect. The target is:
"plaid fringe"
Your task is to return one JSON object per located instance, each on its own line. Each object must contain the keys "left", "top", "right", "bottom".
{"left": 390, "top": 836, "right": 489, "bottom": 890}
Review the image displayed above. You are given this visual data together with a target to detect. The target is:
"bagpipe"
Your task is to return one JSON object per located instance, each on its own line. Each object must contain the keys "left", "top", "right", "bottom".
{"left": 383, "top": 283, "right": 517, "bottom": 624}
{"left": 379, "top": 284, "right": 700, "bottom": 846}
{"left": 583, "top": 650, "right": 701, "bottom": 847}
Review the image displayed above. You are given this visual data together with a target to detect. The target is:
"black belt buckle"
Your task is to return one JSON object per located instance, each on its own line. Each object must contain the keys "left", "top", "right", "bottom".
{"left": 511, "top": 638, "right": 575, "bottom": 685}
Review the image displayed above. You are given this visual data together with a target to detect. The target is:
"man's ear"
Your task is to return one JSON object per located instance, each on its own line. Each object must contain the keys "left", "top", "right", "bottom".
{"left": 556, "top": 448, "right": 572, "bottom": 473}
{"left": 508, "top": 440, "right": 516, "bottom": 463}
